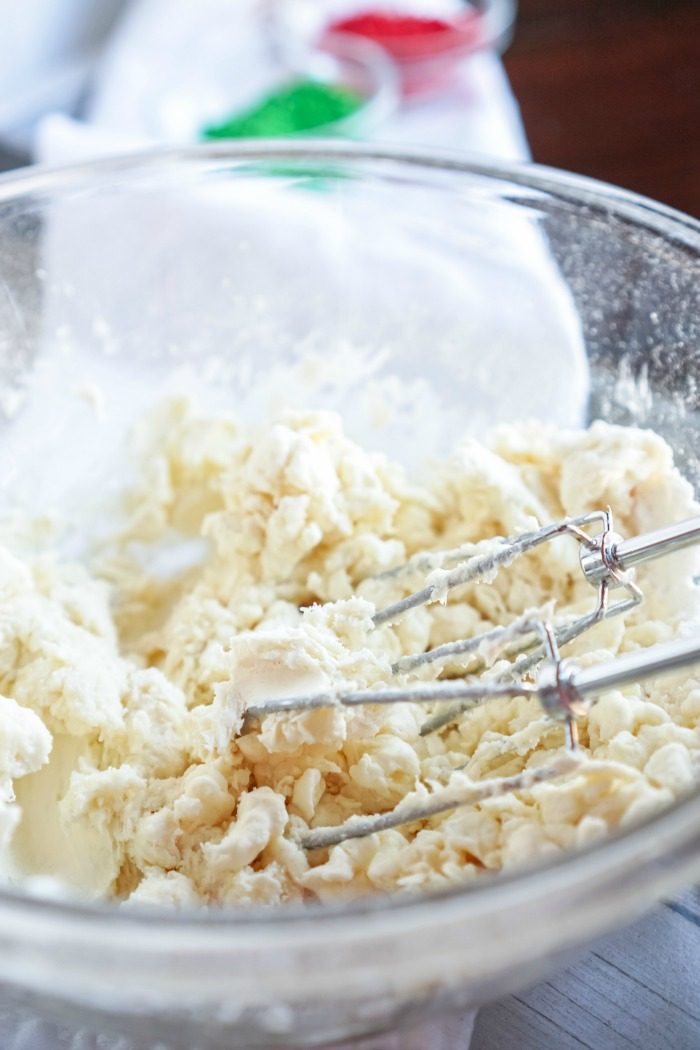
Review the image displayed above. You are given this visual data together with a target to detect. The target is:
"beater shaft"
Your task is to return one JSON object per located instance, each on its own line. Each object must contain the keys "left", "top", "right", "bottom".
{"left": 580, "top": 515, "right": 700, "bottom": 587}
{"left": 573, "top": 633, "right": 700, "bottom": 697}
{"left": 245, "top": 635, "right": 700, "bottom": 727}
{"left": 241, "top": 679, "right": 536, "bottom": 730}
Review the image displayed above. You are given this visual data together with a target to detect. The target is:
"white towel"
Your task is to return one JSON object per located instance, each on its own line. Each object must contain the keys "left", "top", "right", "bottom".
{"left": 30, "top": 1, "right": 588, "bottom": 472}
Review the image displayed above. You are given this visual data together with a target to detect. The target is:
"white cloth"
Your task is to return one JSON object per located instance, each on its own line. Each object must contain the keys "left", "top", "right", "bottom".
{"left": 31, "top": 1, "right": 587, "bottom": 466}
{"left": 0, "top": 0, "right": 126, "bottom": 152}
{"left": 35, "top": 0, "right": 529, "bottom": 164}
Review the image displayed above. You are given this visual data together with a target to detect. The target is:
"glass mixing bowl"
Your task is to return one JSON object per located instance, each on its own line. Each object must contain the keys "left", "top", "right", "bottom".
{"left": 0, "top": 143, "right": 698, "bottom": 1049}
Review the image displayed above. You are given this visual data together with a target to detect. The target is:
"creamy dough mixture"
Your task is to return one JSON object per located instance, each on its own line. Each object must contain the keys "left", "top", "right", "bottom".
{"left": 1, "top": 399, "right": 699, "bottom": 907}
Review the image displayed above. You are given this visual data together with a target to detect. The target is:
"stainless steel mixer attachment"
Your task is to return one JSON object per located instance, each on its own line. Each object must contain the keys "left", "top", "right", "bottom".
{"left": 241, "top": 512, "right": 700, "bottom": 850}
{"left": 299, "top": 632, "right": 700, "bottom": 850}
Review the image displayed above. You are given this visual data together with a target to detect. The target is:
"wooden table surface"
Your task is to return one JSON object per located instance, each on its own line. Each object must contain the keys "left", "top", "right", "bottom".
{"left": 504, "top": 0, "right": 700, "bottom": 217}
{"left": 470, "top": 889, "right": 700, "bottom": 1050}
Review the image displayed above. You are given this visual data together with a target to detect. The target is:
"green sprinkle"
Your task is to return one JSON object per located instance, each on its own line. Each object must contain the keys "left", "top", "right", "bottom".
{"left": 202, "top": 78, "right": 364, "bottom": 139}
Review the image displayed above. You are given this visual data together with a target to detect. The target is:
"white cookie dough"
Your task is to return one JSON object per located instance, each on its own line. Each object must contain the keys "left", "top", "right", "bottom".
{"left": 1, "top": 400, "right": 699, "bottom": 906}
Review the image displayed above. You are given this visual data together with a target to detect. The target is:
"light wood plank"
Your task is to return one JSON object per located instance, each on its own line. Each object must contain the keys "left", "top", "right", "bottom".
{"left": 471, "top": 899, "right": 700, "bottom": 1050}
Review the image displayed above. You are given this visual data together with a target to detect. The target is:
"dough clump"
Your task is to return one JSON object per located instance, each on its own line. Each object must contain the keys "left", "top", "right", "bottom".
{"left": 1, "top": 400, "right": 699, "bottom": 906}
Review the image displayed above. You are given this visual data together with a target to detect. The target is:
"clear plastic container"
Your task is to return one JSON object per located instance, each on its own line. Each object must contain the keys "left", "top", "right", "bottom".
{"left": 279, "top": 0, "right": 517, "bottom": 95}
{"left": 0, "top": 143, "right": 699, "bottom": 1049}
{"left": 150, "top": 31, "right": 398, "bottom": 143}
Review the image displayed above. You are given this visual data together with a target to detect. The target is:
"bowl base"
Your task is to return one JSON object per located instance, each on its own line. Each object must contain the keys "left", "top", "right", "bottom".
{"left": 0, "top": 999, "right": 477, "bottom": 1050}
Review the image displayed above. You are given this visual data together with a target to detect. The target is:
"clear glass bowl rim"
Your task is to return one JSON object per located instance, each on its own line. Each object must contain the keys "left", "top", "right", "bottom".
{"left": 0, "top": 139, "right": 698, "bottom": 935}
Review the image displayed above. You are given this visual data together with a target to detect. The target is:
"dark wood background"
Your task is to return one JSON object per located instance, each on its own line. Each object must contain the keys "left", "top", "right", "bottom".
{"left": 1, "top": 0, "right": 698, "bottom": 216}
{"left": 504, "top": 0, "right": 700, "bottom": 216}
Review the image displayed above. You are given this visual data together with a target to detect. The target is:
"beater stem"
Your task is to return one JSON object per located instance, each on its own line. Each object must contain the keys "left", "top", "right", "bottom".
{"left": 373, "top": 512, "right": 606, "bottom": 627}
{"left": 418, "top": 591, "right": 642, "bottom": 737}
{"left": 299, "top": 752, "right": 582, "bottom": 850}
{"left": 298, "top": 636, "right": 700, "bottom": 850}
{"left": 241, "top": 679, "right": 536, "bottom": 731}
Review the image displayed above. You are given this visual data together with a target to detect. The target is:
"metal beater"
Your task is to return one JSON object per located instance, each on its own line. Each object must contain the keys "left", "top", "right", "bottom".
{"left": 241, "top": 512, "right": 700, "bottom": 850}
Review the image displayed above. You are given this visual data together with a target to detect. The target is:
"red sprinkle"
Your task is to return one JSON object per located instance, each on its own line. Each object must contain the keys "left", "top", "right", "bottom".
{"left": 329, "top": 9, "right": 480, "bottom": 57}
{"left": 332, "top": 12, "right": 454, "bottom": 40}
